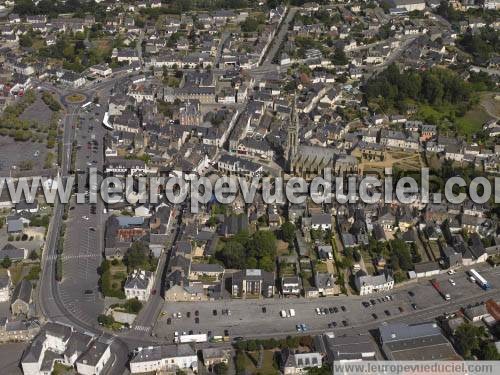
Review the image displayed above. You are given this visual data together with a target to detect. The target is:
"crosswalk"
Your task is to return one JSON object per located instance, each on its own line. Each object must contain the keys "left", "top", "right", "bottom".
{"left": 133, "top": 325, "right": 151, "bottom": 332}
{"left": 47, "top": 253, "right": 100, "bottom": 261}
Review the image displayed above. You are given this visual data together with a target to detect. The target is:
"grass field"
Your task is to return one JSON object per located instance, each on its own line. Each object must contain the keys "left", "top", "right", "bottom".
{"left": 417, "top": 103, "right": 493, "bottom": 138}
{"left": 455, "top": 107, "right": 492, "bottom": 137}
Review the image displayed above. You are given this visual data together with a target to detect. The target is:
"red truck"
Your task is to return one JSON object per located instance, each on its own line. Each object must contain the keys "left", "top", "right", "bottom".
{"left": 430, "top": 279, "right": 451, "bottom": 301}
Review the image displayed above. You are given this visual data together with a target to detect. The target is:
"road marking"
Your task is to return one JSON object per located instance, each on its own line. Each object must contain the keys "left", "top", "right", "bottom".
{"left": 48, "top": 254, "right": 100, "bottom": 261}
{"left": 133, "top": 325, "right": 151, "bottom": 332}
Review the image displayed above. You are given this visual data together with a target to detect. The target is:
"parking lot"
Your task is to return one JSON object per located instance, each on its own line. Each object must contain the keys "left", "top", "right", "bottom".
{"left": 153, "top": 266, "right": 500, "bottom": 343}
{"left": 57, "top": 103, "right": 107, "bottom": 328}
{"left": 0, "top": 136, "right": 50, "bottom": 175}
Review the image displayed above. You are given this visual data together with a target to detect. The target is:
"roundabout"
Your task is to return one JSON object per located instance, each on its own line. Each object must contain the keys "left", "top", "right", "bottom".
{"left": 63, "top": 92, "right": 88, "bottom": 105}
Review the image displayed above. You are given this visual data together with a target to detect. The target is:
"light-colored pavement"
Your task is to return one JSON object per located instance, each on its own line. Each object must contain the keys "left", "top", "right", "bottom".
{"left": 154, "top": 265, "right": 500, "bottom": 343}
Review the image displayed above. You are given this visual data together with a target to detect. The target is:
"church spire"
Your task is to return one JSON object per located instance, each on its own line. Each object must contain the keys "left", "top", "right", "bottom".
{"left": 286, "top": 94, "right": 299, "bottom": 172}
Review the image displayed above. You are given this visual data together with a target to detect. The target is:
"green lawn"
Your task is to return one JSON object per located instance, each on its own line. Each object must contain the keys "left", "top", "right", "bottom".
{"left": 455, "top": 107, "right": 492, "bottom": 137}
{"left": 417, "top": 103, "right": 492, "bottom": 138}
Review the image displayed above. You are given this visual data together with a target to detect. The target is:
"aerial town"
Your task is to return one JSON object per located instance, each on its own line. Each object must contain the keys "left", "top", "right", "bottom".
{"left": 0, "top": 0, "right": 499, "bottom": 374}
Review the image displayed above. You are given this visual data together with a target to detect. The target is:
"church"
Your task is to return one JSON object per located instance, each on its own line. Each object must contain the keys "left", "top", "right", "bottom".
{"left": 284, "top": 99, "right": 357, "bottom": 179}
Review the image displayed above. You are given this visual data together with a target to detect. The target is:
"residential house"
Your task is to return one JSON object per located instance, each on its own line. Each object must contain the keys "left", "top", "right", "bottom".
{"left": 354, "top": 270, "right": 394, "bottom": 296}
{"left": 11, "top": 279, "right": 32, "bottom": 316}
{"left": 281, "top": 349, "right": 322, "bottom": 374}
{"left": 129, "top": 344, "right": 198, "bottom": 374}
{"left": 231, "top": 269, "right": 275, "bottom": 298}
{"left": 124, "top": 270, "right": 154, "bottom": 302}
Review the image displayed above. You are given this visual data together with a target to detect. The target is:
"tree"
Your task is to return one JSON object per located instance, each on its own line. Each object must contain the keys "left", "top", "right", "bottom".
{"left": 19, "top": 34, "right": 33, "bottom": 48}
{"left": 455, "top": 323, "right": 486, "bottom": 359}
{"left": 235, "top": 350, "right": 246, "bottom": 374}
{"left": 1, "top": 256, "right": 11, "bottom": 269}
{"left": 213, "top": 363, "right": 228, "bottom": 375}
{"left": 28, "top": 250, "right": 39, "bottom": 260}
{"left": 217, "top": 241, "right": 246, "bottom": 269}
{"left": 331, "top": 47, "right": 348, "bottom": 66}
{"left": 125, "top": 241, "right": 150, "bottom": 270}
{"left": 97, "top": 314, "right": 115, "bottom": 327}
{"left": 281, "top": 221, "right": 295, "bottom": 244}
{"left": 122, "top": 298, "right": 143, "bottom": 314}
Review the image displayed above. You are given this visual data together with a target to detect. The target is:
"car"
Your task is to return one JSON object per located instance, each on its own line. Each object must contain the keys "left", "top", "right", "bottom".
{"left": 333, "top": 307, "right": 339, "bottom": 313}
{"left": 195, "top": 310, "right": 199, "bottom": 316}
{"left": 224, "top": 329, "right": 229, "bottom": 337}
{"left": 151, "top": 289, "right": 156, "bottom": 295}
{"left": 174, "top": 331, "right": 179, "bottom": 337}
{"left": 377, "top": 298, "right": 382, "bottom": 303}
{"left": 301, "top": 324, "right": 308, "bottom": 332}
{"left": 213, "top": 309, "right": 217, "bottom": 316}
{"left": 167, "top": 318, "right": 171, "bottom": 325}
{"left": 447, "top": 269, "right": 456, "bottom": 275}
{"left": 331, "top": 321, "right": 337, "bottom": 327}
{"left": 89, "top": 227, "right": 96, "bottom": 232}
{"left": 84, "top": 289, "right": 93, "bottom": 295}
{"left": 186, "top": 312, "right": 191, "bottom": 318}
{"left": 234, "top": 336, "right": 244, "bottom": 342}
{"left": 188, "top": 330, "right": 193, "bottom": 335}
{"left": 207, "top": 331, "right": 212, "bottom": 338}
{"left": 372, "top": 313, "right": 378, "bottom": 319}
{"left": 341, "top": 306, "right": 346, "bottom": 312}
{"left": 469, "top": 276, "right": 476, "bottom": 283}
{"left": 328, "top": 307, "right": 334, "bottom": 313}
{"left": 296, "top": 324, "right": 303, "bottom": 332}
{"left": 323, "top": 308, "right": 329, "bottom": 314}
{"left": 449, "top": 278, "right": 456, "bottom": 286}
{"left": 342, "top": 320, "right": 348, "bottom": 327}
{"left": 370, "top": 299, "right": 376, "bottom": 305}
{"left": 195, "top": 317, "right": 199, "bottom": 324}
{"left": 262, "top": 307, "right": 267, "bottom": 313}
{"left": 411, "top": 303, "right": 418, "bottom": 310}
{"left": 315, "top": 308, "right": 321, "bottom": 315}
{"left": 227, "top": 310, "right": 231, "bottom": 316}
{"left": 81, "top": 216, "right": 89, "bottom": 220}
{"left": 384, "top": 310, "right": 391, "bottom": 316}
{"left": 177, "top": 312, "right": 182, "bottom": 318}
{"left": 362, "top": 301, "right": 370, "bottom": 308}
{"left": 408, "top": 291, "right": 415, "bottom": 297}
{"left": 398, "top": 306, "right": 404, "bottom": 312}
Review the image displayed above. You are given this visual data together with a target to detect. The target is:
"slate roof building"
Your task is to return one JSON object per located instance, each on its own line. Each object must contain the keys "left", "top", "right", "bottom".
{"left": 231, "top": 269, "right": 275, "bottom": 298}
{"left": 124, "top": 270, "right": 154, "bottom": 302}
{"left": 379, "top": 322, "right": 460, "bottom": 360}
{"left": 11, "top": 279, "right": 32, "bottom": 316}
{"left": 129, "top": 344, "right": 198, "bottom": 374}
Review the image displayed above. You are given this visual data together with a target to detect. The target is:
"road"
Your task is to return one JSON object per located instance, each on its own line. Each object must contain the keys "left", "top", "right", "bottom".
{"left": 262, "top": 7, "right": 297, "bottom": 66}
{"left": 36, "top": 82, "right": 132, "bottom": 374}
{"left": 362, "top": 36, "right": 418, "bottom": 79}
{"left": 154, "top": 265, "right": 500, "bottom": 343}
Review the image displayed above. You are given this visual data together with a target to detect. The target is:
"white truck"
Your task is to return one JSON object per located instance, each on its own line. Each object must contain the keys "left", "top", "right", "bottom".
{"left": 179, "top": 333, "right": 207, "bottom": 343}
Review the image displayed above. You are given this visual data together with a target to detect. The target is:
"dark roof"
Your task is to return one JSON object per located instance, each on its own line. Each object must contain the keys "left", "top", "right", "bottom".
{"left": 11, "top": 279, "right": 32, "bottom": 304}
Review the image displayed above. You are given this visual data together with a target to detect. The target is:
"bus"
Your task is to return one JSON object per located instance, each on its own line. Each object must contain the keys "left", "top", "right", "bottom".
{"left": 469, "top": 269, "right": 490, "bottom": 290}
